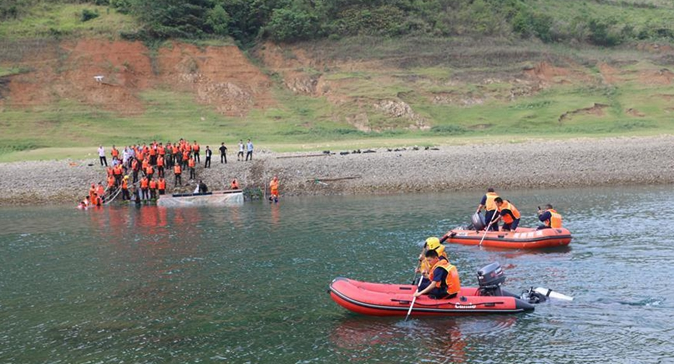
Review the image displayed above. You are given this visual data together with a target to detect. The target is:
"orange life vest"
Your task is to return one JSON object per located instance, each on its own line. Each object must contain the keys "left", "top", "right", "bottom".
{"left": 188, "top": 159, "right": 195, "bottom": 168}
{"left": 498, "top": 201, "right": 521, "bottom": 224}
{"left": 149, "top": 147, "right": 156, "bottom": 156}
{"left": 107, "top": 176, "right": 115, "bottom": 187}
{"left": 231, "top": 180, "right": 239, "bottom": 189}
{"left": 97, "top": 185, "right": 104, "bottom": 196}
{"left": 192, "top": 143, "right": 200, "bottom": 152}
{"left": 485, "top": 192, "right": 499, "bottom": 211}
{"left": 270, "top": 179, "right": 279, "bottom": 194}
{"left": 140, "top": 178, "right": 149, "bottom": 189}
{"left": 146, "top": 165, "right": 154, "bottom": 175}
{"left": 546, "top": 209, "right": 563, "bottom": 228}
{"left": 113, "top": 165, "right": 123, "bottom": 175}
{"left": 157, "top": 146, "right": 165, "bottom": 156}
{"left": 122, "top": 179, "right": 128, "bottom": 189}
{"left": 149, "top": 180, "right": 156, "bottom": 189}
{"left": 111, "top": 148, "right": 119, "bottom": 158}
{"left": 174, "top": 165, "right": 181, "bottom": 174}
{"left": 158, "top": 179, "right": 166, "bottom": 190}
{"left": 428, "top": 259, "right": 461, "bottom": 295}
{"left": 157, "top": 156, "right": 164, "bottom": 167}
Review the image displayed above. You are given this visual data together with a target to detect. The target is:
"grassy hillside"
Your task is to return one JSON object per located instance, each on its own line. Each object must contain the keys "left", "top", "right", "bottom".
{"left": 1, "top": 1, "right": 674, "bottom": 162}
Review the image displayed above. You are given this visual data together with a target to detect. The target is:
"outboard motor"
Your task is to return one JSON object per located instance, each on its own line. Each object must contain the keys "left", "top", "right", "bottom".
{"left": 471, "top": 213, "right": 485, "bottom": 231}
{"left": 477, "top": 262, "right": 506, "bottom": 296}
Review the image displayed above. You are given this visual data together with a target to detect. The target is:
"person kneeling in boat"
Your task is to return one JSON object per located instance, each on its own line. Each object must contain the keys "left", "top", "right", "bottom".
{"left": 492, "top": 197, "right": 521, "bottom": 231}
{"left": 414, "top": 249, "right": 461, "bottom": 299}
{"left": 537, "top": 204, "right": 563, "bottom": 230}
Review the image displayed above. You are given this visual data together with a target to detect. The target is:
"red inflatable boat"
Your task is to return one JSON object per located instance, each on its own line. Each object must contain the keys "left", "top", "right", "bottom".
{"left": 328, "top": 262, "right": 536, "bottom": 316}
{"left": 442, "top": 227, "right": 572, "bottom": 249}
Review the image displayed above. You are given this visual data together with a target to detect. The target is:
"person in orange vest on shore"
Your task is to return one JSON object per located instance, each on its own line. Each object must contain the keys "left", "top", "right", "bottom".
{"left": 174, "top": 164, "right": 182, "bottom": 187}
{"left": 182, "top": 149, "right": 190, "bottom": 170}
{"left": 121, "top": 175, "right": 130, "bottom": 201}
{"left": 230, "top": 178, "right": 239, "bottom": 190}
{"left": 538, "top": 204, "right": 563, "bottom": 230}
{"left": 269, "top": 175, "right": 279, "bottom": 203}
{"left": 140, "top": 176, "right": 149, "bottom": 200}
{"left": 149, "top": 178, "right": 157, "bottom": 200}
{"left": 157, "top": 177, "right": 166, "bottom": 195}
{"left": 149, "top": 144, "right": 157, "bottom": 166}
{"left": 93, "top": 193, "right": 103, "bottom": 207}
{"left": 131, "top": 158, "right": 140, "bottom": 183}
{"left": 414, "top": 249, "right": 461, "bottom": 299}
{"left": 111, "top": 145, "right": 119, "bottom": 161}
{"left": 416, "top": 237, "right": 448, "bottom": 280}
{"left": 107, "top": 174, "right": 116, "bottom": 192}
{"left": 113, "top": 163, "right": 123, "bottom": 186}
{"left": 188, "top": 156, "right": 196, "bottom": 180}
{"left": 156, "top": 149, "right": 165, "bottom": 177}
{"left": 476, "top": 187, "right": 500, "bottom": 231}
{"left": 145, "top": 163, "right": 154, "bottom": 181}
{"left": 192, "top": 140, "right": 200, "bottom": 163}
{"left": 493, "top": 197, "right": 521, "bottom": 231}
{"left": 96, "top": 182, "right": 105, "bottom": 202}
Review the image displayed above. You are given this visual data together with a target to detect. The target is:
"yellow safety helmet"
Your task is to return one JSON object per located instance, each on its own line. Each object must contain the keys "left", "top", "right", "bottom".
{"left": 425, "top": 237, "right": 440, "bottom": 250}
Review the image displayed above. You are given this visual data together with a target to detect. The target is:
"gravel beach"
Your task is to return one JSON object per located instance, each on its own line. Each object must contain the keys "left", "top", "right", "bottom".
{"left": 1, "top": 136, "right": 673, "bottom": 206}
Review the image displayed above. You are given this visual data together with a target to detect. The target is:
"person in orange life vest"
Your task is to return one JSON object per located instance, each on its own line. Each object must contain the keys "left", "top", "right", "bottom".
{"left": 204, "top": 146, "right": 212, "bottom": 168}
{"left": 476, "top": 187, "right": 500, "bottom": 231}
{"left": 269, "top": 175, "right": 279, "bottom": 203}
{"left": 230, "top": 178, "right": 239, "bottom": 190}
{"left": 149, "top": 178, "right": 157, "bottom": 199}
{"left": 416, "top": 237, "right": 448, "bottom": 279}
{"left": 192, "top": 141, "right": 201, "bottom": 163}
{"left": 106, "top": 165, "right": 113, "bottom": 179}
{"left": 93, "top": 193, "right": 103, "bottom": 207}
{"left": 111, "top": 145, "right": 119, "bottom": 161}
{"left": 538, "top": 204, "right": 563, "bottom": 230}
{"left": 121, "top": 175, "right": 130, "bottom": 201}
{"left": 131, "top": 158, "right": 140, "bottom": 183}
{"left": 414, "top": 249, "right": 461, "bottom": 299}
{"left": 107, "top": 175, "right": 116, "bottom": 193}
{"left": 156, "top": 152, "right": 164, "bottom": 177}
{"left": 172, "top": 144, "right": 181, "bottom": 168}
{"left": 493, "top": 197, "right": 521, "bottom": 231}
{"left": 113, "top": 163, "right": 123, "bottom": 185}
{"left": 145, "top": 164, "right": 154, "bottom": 181}
{"left": 174, "top": 164, "right": 182, "bottom": 187}
{"left": 89, "top": 183, "right": 97, "bottom": 203}
{"left": 96, "top": 182, "right": 105, "bottom": 201}
{"left": 182, "top": 149, "right": 190, "bottom": 170}
{"left": 157, "top": 177, "right": 166, "bottom": 195}
{"left": 188, "top": 157, "right": 196, "bottom": 180}
{"left": 140, "top": 176, "right": 149, "bottom": 200}
{"left": 149, "top": 144, "right": 157, "bottom": 166}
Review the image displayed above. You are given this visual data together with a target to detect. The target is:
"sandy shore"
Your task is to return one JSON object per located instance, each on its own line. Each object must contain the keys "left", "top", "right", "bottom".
{"left": 1, "top": 136, "right": 673, "bottom": 206}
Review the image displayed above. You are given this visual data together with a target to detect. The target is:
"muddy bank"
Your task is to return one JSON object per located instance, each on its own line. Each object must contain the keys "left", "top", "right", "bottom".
{"left": 1, "top": 136, "right": 673, "bottom": 206}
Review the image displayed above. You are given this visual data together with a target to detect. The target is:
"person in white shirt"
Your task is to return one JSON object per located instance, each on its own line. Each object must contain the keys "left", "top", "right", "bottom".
{"left": 98, "top": 145, "right": 107, "bottom": 166}
{"left": 237, "top": 140, "right": 244, "bottom": 161}
{"left": 245, "top": 139, "right": 254, "bottom": 161}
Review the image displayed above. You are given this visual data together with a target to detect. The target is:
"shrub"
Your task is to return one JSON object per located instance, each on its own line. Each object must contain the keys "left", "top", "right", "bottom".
{"left": 81, "top": 9, "right": 99, "bottom": 22}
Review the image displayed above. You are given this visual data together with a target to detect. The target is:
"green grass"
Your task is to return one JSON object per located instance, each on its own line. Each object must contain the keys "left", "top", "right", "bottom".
{"left": 0, "top": 3, "right": 138, "bottom": 40}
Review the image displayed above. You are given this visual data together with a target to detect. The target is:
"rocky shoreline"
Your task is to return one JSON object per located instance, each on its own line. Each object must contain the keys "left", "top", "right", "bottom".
{"left": 1, "top": 136, "right": 673, "bottom": 206}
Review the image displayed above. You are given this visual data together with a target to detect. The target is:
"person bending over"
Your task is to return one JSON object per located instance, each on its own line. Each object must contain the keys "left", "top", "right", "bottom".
{"left": 493, "top": 197, "right": 521, "bottom": 231}
{"left": 414, "top": 249, "right": 461, "bottom": 299}
{"left": 538, "top": 204, "right": 563, "bottom": 229}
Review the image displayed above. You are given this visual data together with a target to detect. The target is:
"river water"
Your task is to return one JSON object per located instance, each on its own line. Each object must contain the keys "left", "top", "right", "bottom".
{"left": 0, "top": 186, "right": 673, "bottom": 363}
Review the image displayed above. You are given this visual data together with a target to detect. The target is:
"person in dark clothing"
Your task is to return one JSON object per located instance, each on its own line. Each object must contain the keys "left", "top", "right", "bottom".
{"left": 198, "top": 180, "right": 208, "bottom": 194}
{"left": 219, "top": 142, "right": 228, "bottom": 164}
{"left": 204, "top": 146, "right": 212, "bottom": 168}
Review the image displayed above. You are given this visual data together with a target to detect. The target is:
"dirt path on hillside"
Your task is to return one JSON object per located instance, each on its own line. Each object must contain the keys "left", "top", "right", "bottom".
{"left": 1, "top": 136, "right": 673, "bottom": 206}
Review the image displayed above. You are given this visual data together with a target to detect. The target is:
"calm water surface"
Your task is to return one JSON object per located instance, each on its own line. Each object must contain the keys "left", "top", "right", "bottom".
{"left": 1, "top": 186, "right": 673, "bottom": 363}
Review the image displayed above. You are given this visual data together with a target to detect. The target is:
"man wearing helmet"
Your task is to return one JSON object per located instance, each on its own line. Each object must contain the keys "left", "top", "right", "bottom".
{"left": 416, "top": 237, "right": 448, "bottom": 280}
{"left": 414, "top": 249, "right": 461, "bottom": 299}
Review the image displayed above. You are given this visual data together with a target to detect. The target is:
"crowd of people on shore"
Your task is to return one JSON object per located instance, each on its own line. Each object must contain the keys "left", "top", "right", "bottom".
{"left": 80, "top": 138, "right": 264, "bottom": 208}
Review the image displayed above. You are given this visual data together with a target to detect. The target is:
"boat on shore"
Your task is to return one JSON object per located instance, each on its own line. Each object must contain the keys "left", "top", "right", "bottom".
{"left": 157, "top": 189, "right": 243, "bottom": 207}
{"left": 328, "top": 262, "right": 545, "bottom": 317}
{"left": 442, "top": 227, "right": 572, "bottom": 249}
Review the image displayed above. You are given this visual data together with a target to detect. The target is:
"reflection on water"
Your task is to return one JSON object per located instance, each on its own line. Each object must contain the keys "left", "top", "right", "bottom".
{"left": 1, "top": 185, "right": 674, "bottom": 362}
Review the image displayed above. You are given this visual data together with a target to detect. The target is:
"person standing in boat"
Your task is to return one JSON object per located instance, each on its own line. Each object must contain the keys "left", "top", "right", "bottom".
{"left": 492, "top": 197, "right": 521, "bottom": 231}
{"left": 476, "top": 187, "right": 499, "bottom": 231}
{"left": 537, "top": 204, "right": 563, "bottom": 229}
{"left": 414, "top": 249, "right": 461, "bottom": 299}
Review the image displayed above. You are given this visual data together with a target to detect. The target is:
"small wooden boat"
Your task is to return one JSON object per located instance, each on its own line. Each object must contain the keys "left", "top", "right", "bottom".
{"left": 442, "top": 227, "right": 572, "bottom": 249}
{"left": 157, "top": 189, "right": 243, "bottom": 207}
{"left": 329, "top": 262, "right": 537, "bottom": 316}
